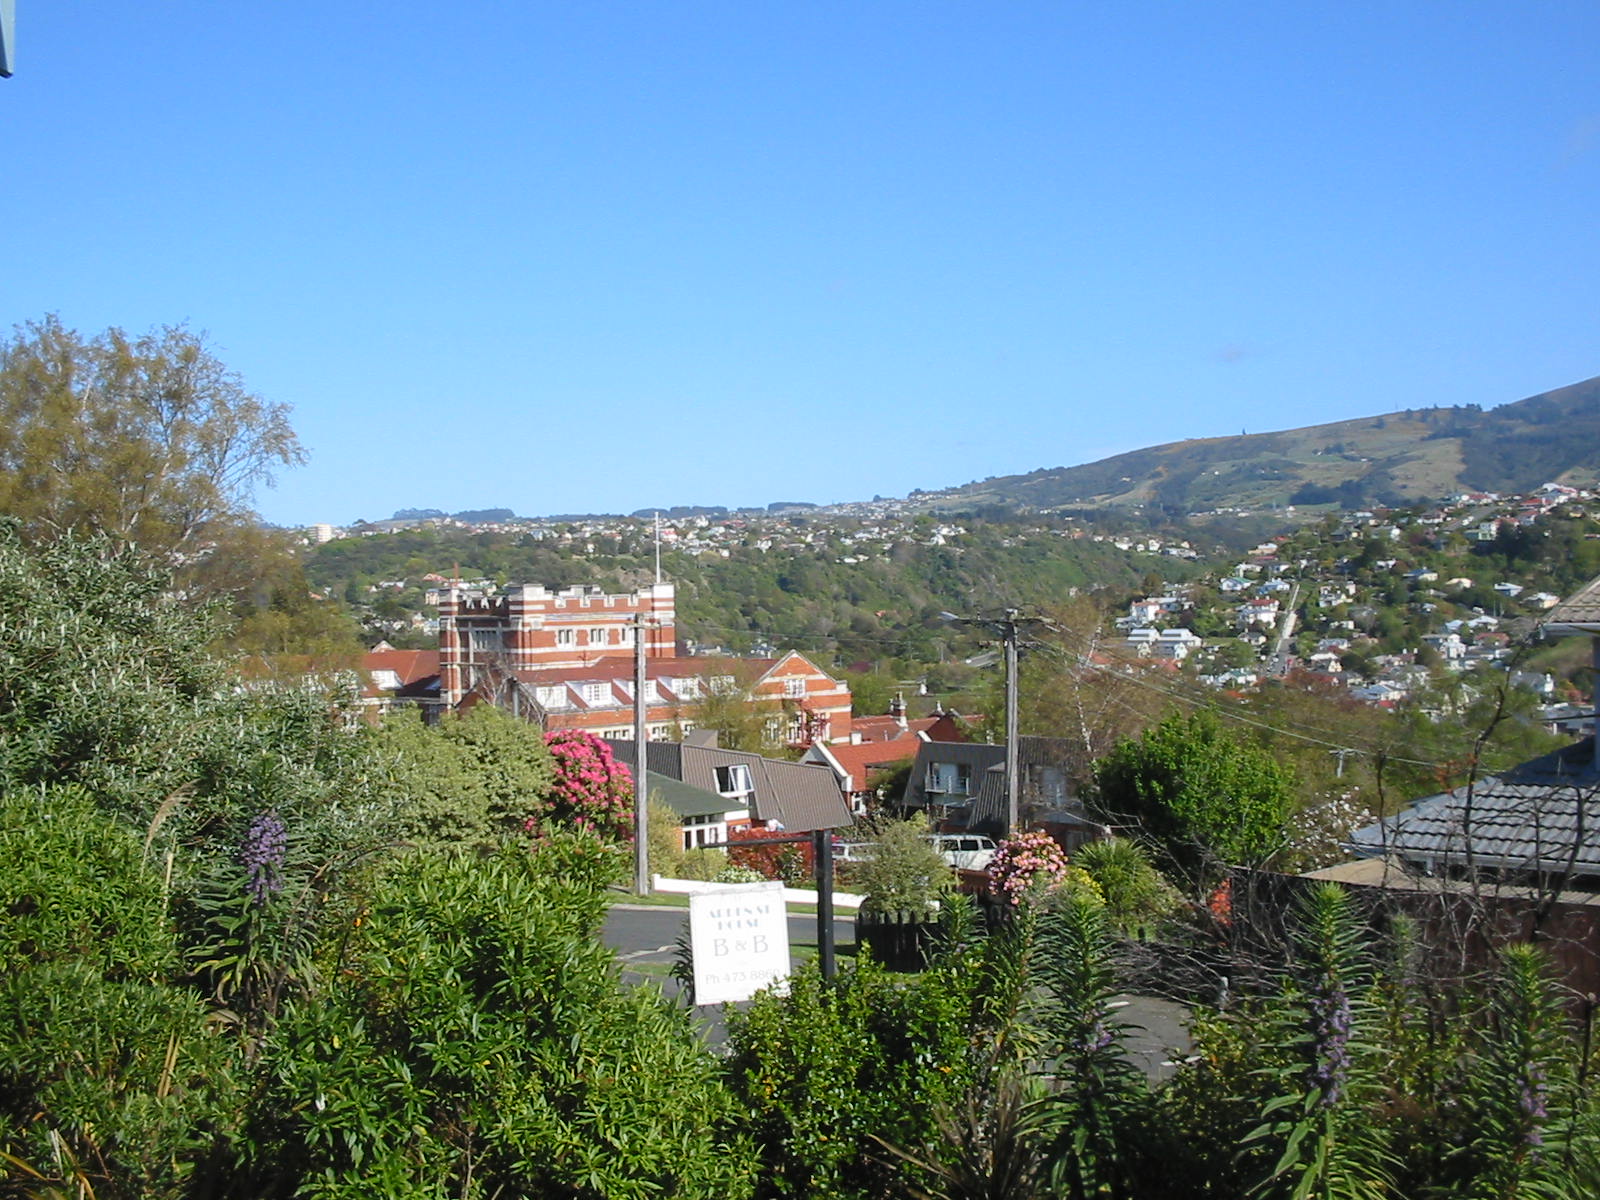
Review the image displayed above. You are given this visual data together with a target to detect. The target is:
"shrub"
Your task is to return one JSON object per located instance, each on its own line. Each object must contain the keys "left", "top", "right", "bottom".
{"left": 987, "top": 830, "right": 1101, "bottom": 908}
{"left": 244, "top": 838, "right": 751, "bottom": 1199}
{"left": 1073, "top": 837, "right": 1181, "bottom": 936}
{"left": 852, "top": 816, "right": 952, "bottom": 916}
{"left": 543, "top": 728, "right": 634, "bottom": 840}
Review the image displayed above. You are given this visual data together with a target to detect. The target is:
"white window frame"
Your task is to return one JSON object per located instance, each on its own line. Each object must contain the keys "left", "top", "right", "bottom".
{"left": 555, "top": 628, "right": 577, "bottom": 647}
{"left": 715, "top": 764, "right": 754, "bottom": 797}
{"left": 682, "top": 813, "right": 727, "bottom": 850}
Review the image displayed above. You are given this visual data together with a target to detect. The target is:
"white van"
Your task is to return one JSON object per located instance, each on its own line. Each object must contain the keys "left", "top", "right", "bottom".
{"left": 833, "top": 842, "right": 878, "bottom": 864}
{"left": 926, "top": 834, "right": 998, "bottom": 872}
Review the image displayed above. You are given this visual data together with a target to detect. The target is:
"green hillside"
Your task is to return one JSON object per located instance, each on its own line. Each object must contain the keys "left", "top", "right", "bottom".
{"left": 932, "top": 375, "right": 1600, "bottom": 516}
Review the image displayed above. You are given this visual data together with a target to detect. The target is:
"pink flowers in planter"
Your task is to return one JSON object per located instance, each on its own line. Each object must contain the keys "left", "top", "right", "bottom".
{"left": 543, "top": 730, "right": 634, "bottom": 842}
{"left": 985, "top": 830, "right": 1071, "bottom": 906}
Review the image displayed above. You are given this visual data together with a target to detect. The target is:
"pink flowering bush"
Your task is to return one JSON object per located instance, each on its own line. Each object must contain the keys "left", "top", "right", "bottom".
{"left": 541, "top": 730, "right": 635, "bottom": 842}
{"left": 986, "top": 830, "right": 1102, "bottom": 908}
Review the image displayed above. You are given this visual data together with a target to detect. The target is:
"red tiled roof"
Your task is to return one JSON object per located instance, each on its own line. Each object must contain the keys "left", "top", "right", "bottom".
{"left": 824, "top": 738, "right": 920, "bottom": 788}
{"left": 363, "top": 648, "right": 440, "bottom": 685}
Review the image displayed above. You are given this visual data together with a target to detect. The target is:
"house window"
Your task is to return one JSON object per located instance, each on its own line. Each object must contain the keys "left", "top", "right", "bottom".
{"left": 1035, "top": 766, "right": 1067, "bottom": 807}
{"left": 673, "top": 677, "right": 702, "bottom": 700}
{"left": 469, "top": 628, "right": 499, "bottom": 652}
{"left": 714, "top": 764, "right": 754, "bottom": 797}
{"left": 582, "top": 682, "right": 610, "bottom": 706}
{"left": 619, "top": 626, "right": 634, "bottom": 646}
{"left": 536, "top": 685, "right": 567, "bottom": 708}
{"left": 589, "top": 627, "right": 608, "bottom": 646}
{"left": 682, "top": 813, "right": 726, "bottom": 850}
{"left": 927, "top": 762, "right": 972, "bottom": 796}
{"left": 555, "top": 629, "right": 576, "bottom": 647}
{"left": 783, "top": 677, "right": 806, "bottom": 698}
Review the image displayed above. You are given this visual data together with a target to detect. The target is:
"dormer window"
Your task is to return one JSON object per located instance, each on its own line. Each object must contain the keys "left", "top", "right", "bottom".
{"left": 714, "top": 764, "right": 754, "bottom": 797}
{"left": 582, "top": 682, "right": 610, "bottom": 706}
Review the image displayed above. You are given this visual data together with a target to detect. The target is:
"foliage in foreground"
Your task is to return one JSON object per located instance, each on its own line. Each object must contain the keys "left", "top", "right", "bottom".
{"left": 243, "top": 837, "right": 752, "bottom": 1200}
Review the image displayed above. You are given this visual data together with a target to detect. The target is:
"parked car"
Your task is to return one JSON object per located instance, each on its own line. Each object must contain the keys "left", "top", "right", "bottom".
{"left": 832, "top": 841, "right": 879, "bottom": 863}
{"left": 926, "top": 834, "right": 998, "bottom": 872}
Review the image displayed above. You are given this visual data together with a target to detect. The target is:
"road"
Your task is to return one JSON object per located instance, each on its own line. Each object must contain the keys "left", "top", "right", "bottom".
{"left": 1269, "top": 578, "right": 1303, "bottom": 676}
{"left": 601, "top": 902, "right": 1191, "bottom": 1076}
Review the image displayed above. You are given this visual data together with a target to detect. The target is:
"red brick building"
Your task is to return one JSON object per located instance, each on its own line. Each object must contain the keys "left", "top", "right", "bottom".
{"left": 439, "top": 582, "right": 852, "bottom": 745}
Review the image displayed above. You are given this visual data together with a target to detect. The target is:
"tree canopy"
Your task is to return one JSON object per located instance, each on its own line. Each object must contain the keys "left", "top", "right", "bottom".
{"left": 1092, "top": 708, "right": 1296, "bottom": 880}
{"left": 0, "top": 316, "right": 303, "bottom": 555}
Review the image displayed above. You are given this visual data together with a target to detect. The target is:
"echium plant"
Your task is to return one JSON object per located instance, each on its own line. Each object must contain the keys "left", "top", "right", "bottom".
{"left": 1446, "top": 943, "right": 1595, "bottom": 1199}
{"left": 240, "top": 811, "right": 287, "bottom": 906}
{"left": 1245, "top": 883, "right": 1393, "bottom": 1200}
{"left": 1032, "top": 892, "right": 1155, "bottom": 1200}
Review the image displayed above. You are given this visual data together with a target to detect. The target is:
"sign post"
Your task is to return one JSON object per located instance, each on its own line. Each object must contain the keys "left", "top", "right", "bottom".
{"left": 689, "top": 881, "right": 790, "bottom": 1005}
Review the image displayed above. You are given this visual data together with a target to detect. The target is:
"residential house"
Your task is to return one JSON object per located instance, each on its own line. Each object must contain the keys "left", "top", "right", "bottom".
{"left": 1236, "top": 598, "right": 1281, "bottom": 629}
{"left": 802, "top": 698, "right": 971, "bottom": 815}
{"left": 1348, "top": 573, "right": 1600, "bottom": 893}
{"left": 900, "top": 735, "right": 1107, "bottom": 846}
{"left": 359, "top": 644, "right": 441, "bottom": 716}
{"left": 606, "top": 735, "right": 851, "bottom": 838}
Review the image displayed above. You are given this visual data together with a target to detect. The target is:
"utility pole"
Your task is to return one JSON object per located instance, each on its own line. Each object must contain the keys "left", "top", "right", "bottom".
{"left": 942, "top": 607, "right": 1026, "bottom": 838}
{"left": 632, "top": 613, "right": 650, "bottom": 895}
{"left": 998, "top": 611, "right": 1024, "bottom": 838}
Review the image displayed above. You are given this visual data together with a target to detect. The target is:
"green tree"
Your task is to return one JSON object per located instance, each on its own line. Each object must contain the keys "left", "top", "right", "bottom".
{"left": 0, "top": 316, "right": 303, "bottom": 556}
{"left": 1092, "top": 709, "right": 1296, "bottom": 881}
{"left": 0, "top": 521, "right": 227, "bottom": 820}
{"left": 375, "top": 705, "right": 555, "bottom": 849}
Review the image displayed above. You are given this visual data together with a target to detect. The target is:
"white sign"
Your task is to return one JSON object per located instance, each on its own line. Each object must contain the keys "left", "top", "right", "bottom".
{"left": 689, "top": 882, "right": 790, "bottom": 1005}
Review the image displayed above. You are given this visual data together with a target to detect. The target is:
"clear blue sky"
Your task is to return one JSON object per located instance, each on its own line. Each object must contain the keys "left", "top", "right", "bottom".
{"left": 4, "top": 3, "right": 1598, "bottom": 526}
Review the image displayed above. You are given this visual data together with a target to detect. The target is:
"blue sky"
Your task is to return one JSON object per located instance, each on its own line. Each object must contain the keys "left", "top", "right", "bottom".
{"left": 4, "top": 3, "right": 1598, "bottom": 526}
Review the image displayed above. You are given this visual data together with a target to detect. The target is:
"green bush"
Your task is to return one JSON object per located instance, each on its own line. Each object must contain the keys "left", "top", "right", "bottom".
{"left": 0, "top": 788, "right": 239, "bottom": 1199}
{"left": 244, "top": 837, "right": 751, "bottom": 1199}
{"left": 851, "top": 815, "right": 952, "bottom": 916}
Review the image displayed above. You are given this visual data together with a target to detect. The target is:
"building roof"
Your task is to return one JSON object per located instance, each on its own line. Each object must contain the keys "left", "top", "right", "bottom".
{"left": 362, "top": 648, "right": 440, "bottom": 686}
{"left": 645, "top": 771, "right": 732, "bottom": 819}
{"left": 603, "top": 738, "right": 851, "bottom": 833}
{"left": 1543, "top": 574, "right": 1600, "bottom": 632}
{"left": 1347, "top": 738, "right": 1600, "bottom": 881}
{"left": 850, "top": 711, "right": 973, "bottom": 744}
{"left": 902, "top": 735, "right": 1084, "bottom": 832}
{"left": 810, "top": 738, "right": 920, "bottom": 792}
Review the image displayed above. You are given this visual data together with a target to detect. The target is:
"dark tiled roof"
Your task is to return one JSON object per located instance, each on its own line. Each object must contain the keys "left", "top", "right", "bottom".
{"left": 1348, "top": 739, "right": 1600, "bottom": 878}
{"left": 1543, "top": 575, "right": 1600, "bottom": 630}
{"left": 603, "top": 739, "right": 850, "bottom": 833}
{"left": 901, "top": 741, "right": 1006, "bottom": 808}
